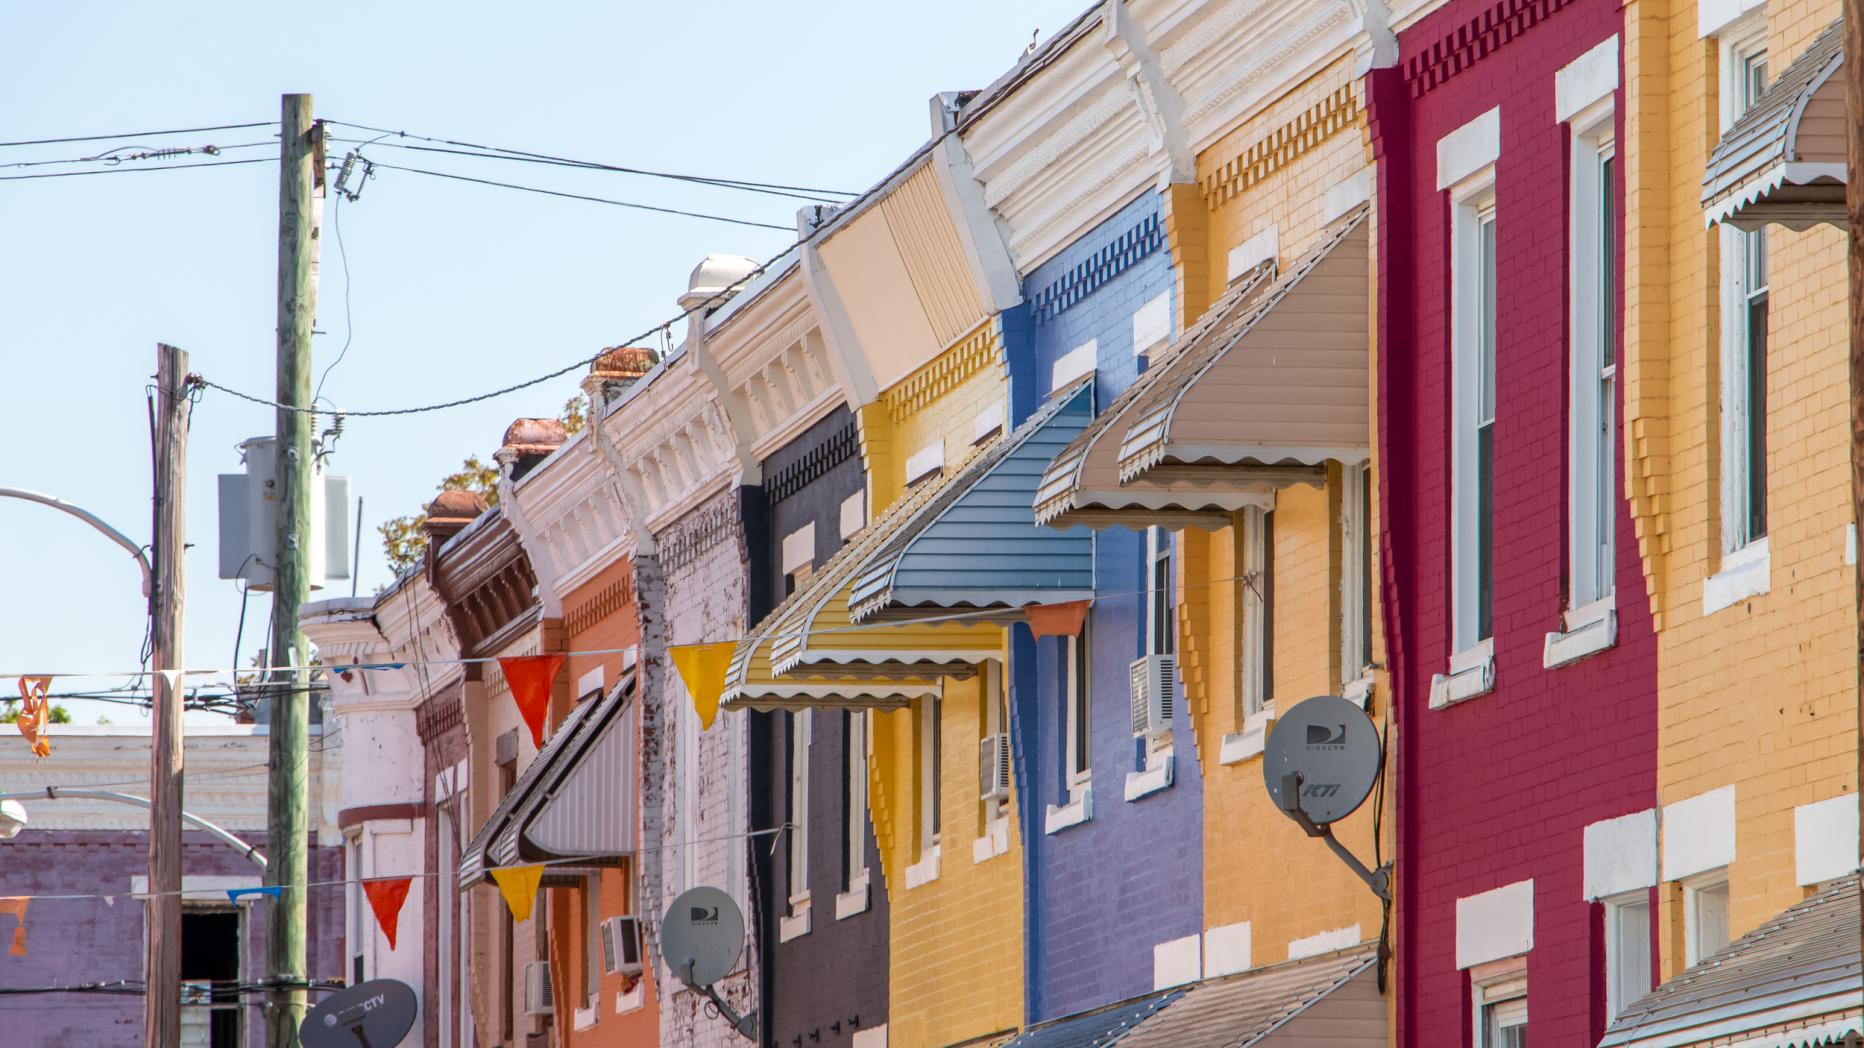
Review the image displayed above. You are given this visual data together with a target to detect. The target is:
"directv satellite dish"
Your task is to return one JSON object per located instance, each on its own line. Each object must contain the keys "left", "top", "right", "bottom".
{"left": 1262, "top": 694, "right": 1382, "bottom": 826}
{"left": 661, "top": 886, "right": 745, "bottom": 989}
{"left": 300, "top": 978, "right": 418, "bottom": 1048}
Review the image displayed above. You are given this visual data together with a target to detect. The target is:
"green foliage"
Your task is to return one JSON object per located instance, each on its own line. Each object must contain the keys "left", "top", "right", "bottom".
{"left": 378, "top": 456, "right": 500, "bottom": 576}
{"left": 0, "top": 702, "right": 71, "bottom": 724}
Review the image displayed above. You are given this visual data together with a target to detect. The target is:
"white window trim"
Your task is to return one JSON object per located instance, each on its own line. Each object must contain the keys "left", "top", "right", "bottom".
{"left": 835, "top": 869, "right": 871, "bottom": 920}
{"left": 787, "top": 709, "right": 811, "bottom": 924}
{"left": 838, "top": 491, "right": 866, "bottom": 542}
{"left": 916, "top": 696, "right": 939, "bottom": 862}
{"left": 1437, "top": 108, "right": 1501, "bottom": 191}
{"left": 1565, "top": 99, "right": 1619, "bottom": 622}
{"left": 1450, "top": 167, "right": 1498, "bottom": 658}
{"left": 1340, "top": 463, "right": 1374, "bottom": 686}
{"left": 1124, "top": 749, "right": 1175, "bottom": 801}
{"left": 778, "top": 894, "right": 813, "bottom": 942}
{"left": 1475, "top": 980, "right": 1529, "bottom": 1048}
{"left": 1240, "top": 506, "right": 1272, "bottom": 720}
{"left": 904, "top": 843, "right": 941, "bottom": 889}
{"left": 1220, "top": 705, "right": 1276, "bottom": 764}
{"left": 971, "top": 813, "right": 1011, "bottom": 864}
{"left": 1431, "top": 636, "right": 1495, "bottom": 709}
{"left": 1044, "top": 782, "right": 1094, "bottom": 834}
{"left": 973, "top": 398, "right": 1005, "bottom": 445}
{"left": 1132, "top": 291, "right": 1172, "bottom": 358}
{"left": 1227, "top": 225, "right": 1278, "bottom": 284}
{"left": 905, "top": 440, "right": 945, "bottom": 485}
{"left": 1544, "top": 595, "right": 1617, "bottom": 669}
{"left": 844, "top": 708, "right": 870, "bottom": 909}
{"left": 781, "top": 523, "right": 817, "bottom": 577}
{"left": 1342, "top": 673, "right": 1376, "bottom": 709}
{"left": 1052, "top": 339, "right": 1097, "bottom": 389}
{"left": 1682, "top": 869, "right": 1731, "bottom": 967}
{"left": 1603, "top": 889, "right": 1653, "bottom": 1020}
{"left": 1554, "top": 36, "right": 1620, "bottom": 124}
{"left": 1702, "top": 534, "right": 1770, "bottom": 615}
{"left": 613, "top": 978, "right": 645, "bottom": 1014}
{"left": 1063, "top": 630, "right": 1092, "bottom": 792}
{"left": 1716, "top": 15, "right": 1770, "bottom": 563}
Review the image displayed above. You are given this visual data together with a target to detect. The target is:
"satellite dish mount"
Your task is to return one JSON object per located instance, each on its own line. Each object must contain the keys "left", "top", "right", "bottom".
{"left": 661, "top": 886, "right": 758, "bottom": 1041}
{"left": 1262, "top": 696, "right": 1392, "bottom": 902}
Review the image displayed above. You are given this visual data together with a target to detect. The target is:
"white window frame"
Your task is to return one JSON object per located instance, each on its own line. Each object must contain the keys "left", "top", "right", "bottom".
{"left": 1046, "top": 628, "right": 1096, "bottom": 833}
{"left": 1478, "top": 990, "right": 1528, "bottom": 1048}
{"left": 1683, "top": 870, "right": 1731, "bottom": 966}
{"left": 1568, "top": 101, "right": 1618, "bottom": 612}
{"left": 1242, "top": 506, "right": 1273, "bottom": 720}
{"left": 1604, "top": 890, "right": 1653, "bottom": 1019}
{"left": 837, "top": 710, "right": 872, "bottom": 918}
{"left": 437, "top": 806, "right": 455, "bottom": 1048}
{"left": 1451, "top": 168, "right": 1499, "bottom": 659}
{"left": 1716, "top": 16, "right": 1770, "bottom": 562}
{"left": 1144, "top": 527, "right": 1176, "bottom": 762}
{"left": 919, "top": 695, "right": 940, "bottom": 856}
{"left": 1340, "top": 463, "right": 1374, "bottom": 690}
{"left": 583, "top": 874, "right": 601, "bottom": 1007}
{"left": 981, "top": 661, "right": 1010, "bottom": 820}
{"left": 780, "top": 710, "right": 813, "bottom": 940}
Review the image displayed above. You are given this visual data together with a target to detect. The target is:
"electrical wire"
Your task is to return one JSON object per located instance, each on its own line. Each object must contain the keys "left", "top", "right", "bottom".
{"left": 0, "top": 156, "right": 275, "bottom": 182}
{"left": 0, "top": 139, "right": 276, "bottom": 172}
{"left": 0, "top": 120, "right": 275, "bottom": 149}
{"left": 311, "top": 192, "right": 354, "bottom": 403}
{"left": 362, "top": 159, "right": 792, "bottom": 231}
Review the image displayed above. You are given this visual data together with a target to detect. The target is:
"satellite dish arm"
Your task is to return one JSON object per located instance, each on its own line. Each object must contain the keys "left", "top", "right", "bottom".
{"left": 678, "top": 959, "right": 758, "bottom": 1041}
{"left": 1275, "top": 772, "right": 1391, "bottom": 902}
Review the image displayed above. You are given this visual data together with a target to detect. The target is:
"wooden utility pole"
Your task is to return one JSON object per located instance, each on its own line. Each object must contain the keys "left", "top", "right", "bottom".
{"left": 147, "top": 343, "right": 190, "bottom": 1048}
{"left": 1847, "top": 0, "right": 1864, "bottom": 966}
{"left": 266, "top": 92, "right": 320, "bottom": 1048}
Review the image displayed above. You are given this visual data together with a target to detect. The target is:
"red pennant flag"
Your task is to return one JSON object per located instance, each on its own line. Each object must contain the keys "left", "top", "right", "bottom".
{"left": 362, "top": 877, "right": 413, "bottom": 950}
{"left": 1023, "top": 600, "right": 1091, "bottom": 639}
{"left": 499, "top": 655, "right": 564, "bottom": 749}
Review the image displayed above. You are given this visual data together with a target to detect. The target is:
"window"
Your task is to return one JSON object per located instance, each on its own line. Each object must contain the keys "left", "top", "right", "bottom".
{"left": 1569, "top": 110, "right": 1618, "bottom": 609}
{"left": 438, "top": 806, "right": 455, "bottom": 1048}
{"left": 979, "top": 661, "right": 1008, "bottom": 824}
{"left": 1481, "top": 994, "right": 1528, "bottom": 1048}
{"left": 918, "top": 695, "right": 941, "bottom": 858}
{"left": 1453, "top": 180, "right": 1499, "bottom": 652}
{"left": 1241, "top": 507, "right": 1275, "bottom": 718}
{"left": 843, "top": 710, "right": 868, "bottom": 891}
{"left": 1146, "top": 527, "right": 1175, "bottom": 658}
{"left": 1719, "top": 21, "right": 1769, "bottom": 555}
{"left": 582, "top": 875, "right": 600, "bottom": 1007}
{"left": 1684, "top": 873, "right": 1731, "bottom": 966}
{"left": 1065, "top": 627, "right": 1092, "bottom": 790}
{"left": 1340, "top": 464, "right": 1374, "bottom": 684}
{"left": 788, "top": 710, "right": 811, "bottom": 914}
{"left": 1604, "top": 893, "right": 1652, "bottom": 1019}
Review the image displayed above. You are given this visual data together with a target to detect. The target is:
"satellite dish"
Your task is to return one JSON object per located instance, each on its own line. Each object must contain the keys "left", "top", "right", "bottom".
{"left": 1262, "top": 695, "right": 1382, "bottom": 826}
{"left": 661, "top": 886, "right": 745, "bottom": 989}
{"left": 300, "top": 978, "right": 418, "bottom": 1048}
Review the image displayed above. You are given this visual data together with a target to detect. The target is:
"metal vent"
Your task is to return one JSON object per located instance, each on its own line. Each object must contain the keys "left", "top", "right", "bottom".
{"left": 523, "top": 960, "right": 554, "bottom": 1016}
{"left": 979, "top": 733, "right": 1011, "bottom": 802}
{"left": 1130, "top": 655, "right": 1177, "bottom": 737}
{"left": 600, "top": 915, "right": 644, "bottom": 976}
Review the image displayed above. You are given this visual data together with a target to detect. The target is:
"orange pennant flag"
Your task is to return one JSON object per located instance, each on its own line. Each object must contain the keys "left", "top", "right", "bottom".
{"left": 1023, "top": 600, "right": 1091, "bottom": 640}
{"left": 499, "top": 655, "right": 564, "bottom": 750}
{"left": 362, "top": 877, "right": 413, "bottom": 950}
{"left": 0, "top": 898, "right": 27, "bottom": 956}
{"left": 669, "top": 642, "right": 734, "bottom": 731}
{"left": 16, "top": 677, "right": 52, "bottom": 758}
{"left": 489, "top": 864, "right": 544, "bottom": 922}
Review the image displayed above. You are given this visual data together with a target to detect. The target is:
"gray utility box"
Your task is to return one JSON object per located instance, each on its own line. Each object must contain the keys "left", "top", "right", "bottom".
{"left": 218, "top": 435, "right": 352, "bottom": 591}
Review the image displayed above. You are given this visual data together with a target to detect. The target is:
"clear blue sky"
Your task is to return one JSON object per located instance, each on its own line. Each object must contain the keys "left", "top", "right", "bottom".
{"left": 0, "top": 0, "right": 1087, "bottom": 725}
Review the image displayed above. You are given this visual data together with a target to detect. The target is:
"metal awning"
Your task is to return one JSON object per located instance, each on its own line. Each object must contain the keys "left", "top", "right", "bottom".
{"left": 1702, "top": 19, "right": 1847, "bottom": 231}
{"left": 1031, "top": 222, "right": 1351, "bottom": 531}
{"left": 848, "top": 378, "right": 1097, "bottom": 623}
{"left": 997, "top": 988, "right": 1186, "bottom": 1047}
{"left": 1115, "top": 946, "right": 1384, "bottom": 1047}
{"left": 1598, "top": 877, "right": 1860, "bottom": 1048}
{"left": 457, "top": 668, "right": 637, "bottom": 885}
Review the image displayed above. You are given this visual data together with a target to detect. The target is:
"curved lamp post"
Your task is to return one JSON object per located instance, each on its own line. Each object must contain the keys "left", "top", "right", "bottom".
{"left": 0, "top": 487, "right": 153, "bottom": 597}
{"left": 0, "top": 787, "right": 266, "bottom": 867}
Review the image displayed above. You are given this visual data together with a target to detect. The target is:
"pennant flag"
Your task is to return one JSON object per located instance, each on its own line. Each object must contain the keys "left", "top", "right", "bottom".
{"left": 154, "top": 669, "right": 185, "bottom": 690}
{"left": 0, "top": 898, "right": 27, "bottom": 956}
{"left": 102, "top": 896, "right": 116, "bottom": 908}
{"left": 1023, "top": 600, "right": 1092, "bottom": 639}
{"left": 226, "top": 886, "right": 283, "bottom": 904}
{"left": 489, "top": 864, "right": 544, "bottom": 922}
{"left": 499, "top": 655, "right": 564, "bottom": 749}
{"left": 362, "top": 878, "right": 413, "bottom": 950}
{"left": 15, "top": 677, "right": 52, "bottom": 758}
{"left": 670, "top": 642, "right": 734, "bottom": 731}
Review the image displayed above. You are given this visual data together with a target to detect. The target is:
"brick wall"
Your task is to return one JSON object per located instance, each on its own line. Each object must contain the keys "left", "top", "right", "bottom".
{"left": 419, "top": 679, "right": 467, "bottom": 1048}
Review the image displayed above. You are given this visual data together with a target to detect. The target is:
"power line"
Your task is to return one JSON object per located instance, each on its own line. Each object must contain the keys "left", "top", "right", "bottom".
{"left": 0, "top": 140, "right": 276, "bottom": 172}
{"left": 0, "top": 156, "right": 275, "bottom": 182}
{"left": 0, "top": 120, "right": 275, "bottom": 149}
{"left": 363, "top": 159, "right": 793, "bottom": 231}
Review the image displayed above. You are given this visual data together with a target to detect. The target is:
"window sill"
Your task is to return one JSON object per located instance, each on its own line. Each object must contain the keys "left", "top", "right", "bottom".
{"left": 1045, "top": 784, "right": 1094, "bottom": 835}
{"left": 575, "top": 1006, "right": 598, "bottom": 1031}
{"left": 1543, "top": 597, "right": 1617, "bottom": 668}
{"left": 614, "top": 980, "right": 645, "bottom": 1014}
{"left": 1124, "top": 752, "right": 1175, "bottom": 801}
{"left": 778, "top": 895, "right": 812, "bottom": 942}
{"left": 1703, "top": 537, "right": 1770, "bottom": 615}
{"left": 904, "top": 845, "right": 941, "bottom": 889}
{"left": 835, "top": 873, "right": 870, "bottom": 920}
{"left": 971, "top": 815, "right": 1011, "bottom": 864}
{"left": 1342, "top": 672, "right": 1375, "bottom": 709}
{"left": 1429, "top": 639, "right": 1495, "bottom": 709}
{"left": 1220, "top": 707, "right": 1276, "bottom": 765}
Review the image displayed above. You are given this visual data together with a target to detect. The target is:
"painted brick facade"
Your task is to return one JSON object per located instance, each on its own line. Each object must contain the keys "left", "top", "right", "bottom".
{"left": 1370, "top": 0, "right": 1657, "bottom": 1043}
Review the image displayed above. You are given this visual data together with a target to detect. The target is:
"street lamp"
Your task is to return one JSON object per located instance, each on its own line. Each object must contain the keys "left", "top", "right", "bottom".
{"left": 0, "top": 787, "right": 266, "bottom": 866}
{"left": 0, "top": 799, "right": 26, "bottom": 839}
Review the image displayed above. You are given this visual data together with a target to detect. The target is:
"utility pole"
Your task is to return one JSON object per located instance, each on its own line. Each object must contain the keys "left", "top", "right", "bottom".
{"left": 266, "top": 92, "right": 321, "bottom": 1048}
{"left": 1847, "top": 0, "right": 1864, "bottom": 967}
{"left": 147, "top": 343, "right": 189, "bottom": 1048}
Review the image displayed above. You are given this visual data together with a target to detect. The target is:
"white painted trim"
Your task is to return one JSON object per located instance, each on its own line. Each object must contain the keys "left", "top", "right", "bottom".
{"left": 1455, "top": 880, "right": 1534, "bottom": 969}
{"left": 1583, "top": 808, "right": 1658, "bottom": 900}
{"left": 1846, "top": 522, "right": 1857, "bottom": 566}
{"left": 839, "top": 491, "right": 866, "bottom": 542}
{"left": 1052, "top": 339, "right": 1098, "bottom": 390}
{"left": 904, "top": 844, "right": 941, "bottom": 889}
{"left": 1044, "top": 784, "right": 1094, "bottom": 834}
{"left": 1227, "top": 225, "right": 1279, "bottom": 284}
{"left": 1662, "top": 785, "right": 1737, "bottom": 881}
{"left": 905, "top": 441, "right": 946, "bottom": 485}
{"left": 1794, "top": 795, "right": 1861, "bottom": 886}
{"left": 1124, "top": 751, "right": 1175, "bottom": 800}
{"left": 1543, "top": 601, "right": 1617, "bottom": 668}
{"left": 574, "top": 1005, "right": 598, "bottom": 1031}
{"left": 1436, "top": 107, "right": 1502, "bottom": 191}
{"left": 851, "top": 1023, "right": 888, "bottom": 1048}
{"left": 1703, "top": 537, "right": 1770, "bottom": 615}
{"left": 613, "top": 980, "right": 645, "bottom": 1014}
{"left": 971, "top": 814, "right": 1011, "bottom": 864}
{"left": 1289, "top": 924, "right": 1363, "bottom": 960}
{"left": 1203, "top": 920, "right": 1253, "bottom": 977}
{"left": 1341, "top": 673, "right": 1375, "bottom": 710}
{"left": 1430, "top": 638, "right": 1495, "bottom": 709}
{"left": 576, "top": 666, "right": 605, "bottom": 698}
{"left": 1219, "top": 706, "right": 1275, "bottom": 764}
{"left": 778, "top": 896, "right": 812, "bottom": 942}
{"left": 1698, "top": 0, "right": 1765, "bottom": 39}
{"left": 1131, "top": 291, "right": 1172, "bottom": 358}
{"left": 1153, "top": 933, "right": 1203, "bottom": 989}
{"left": 835, "top": 870, "right": 871, "bottom": 919}
{"left": 1554, "top": 36, "right": 1620, "bottom": 124}
{"left": 973, "top": 399, "right": 1005, "bottom": 445}
{"left": 128, "top": 874, "right": 256, "bottom": 902}
{"left": 781, "top": 522, "right": 817, "bottom": 576}
{"left": 1322, "top": 170, "right": 1373, "bottom": 226}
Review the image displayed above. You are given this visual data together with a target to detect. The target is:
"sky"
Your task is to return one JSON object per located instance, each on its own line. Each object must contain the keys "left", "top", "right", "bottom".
{"left": 0, "top": 0, "right": 1089, "bottom": 726}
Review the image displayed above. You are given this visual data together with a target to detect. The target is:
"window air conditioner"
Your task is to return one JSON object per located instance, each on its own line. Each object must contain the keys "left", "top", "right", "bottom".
{"left": 978, "top": 732, "right": 1011, "bottom": 802}
{"left": 600, "top": 915, "right": 645, "bottom": 977}
{"left": 523, "top": 960, "right": 554, "bottom": 1017}
{"left": 1129, "top": 655, "right": 1177, "bottom": 738}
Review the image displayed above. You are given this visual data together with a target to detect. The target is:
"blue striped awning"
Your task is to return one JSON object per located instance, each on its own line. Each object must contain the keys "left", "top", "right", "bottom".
{"left": 848, "top": 378, "right": 1096, "bottom": 624}
{"left": 997, "top": 989, "right": 1186, "bottom": 1048}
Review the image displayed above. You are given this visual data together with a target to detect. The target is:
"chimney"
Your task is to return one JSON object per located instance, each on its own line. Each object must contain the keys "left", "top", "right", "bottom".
{"left": 579, "top": 345, "right": 660, "bottom": 407}
{"left": 422, "top": 488, "right": 488, "bottom": 578}
{"left": 678, "top": 254, "right": 762, "bottom": 343}
{"left": 493, "top": 417, "right": 570, "bottom": 483}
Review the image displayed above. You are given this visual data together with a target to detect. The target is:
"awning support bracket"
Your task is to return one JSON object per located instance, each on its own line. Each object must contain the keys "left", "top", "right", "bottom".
{"left": 1276, "top": 771, "right": 1392, "bottom": 902}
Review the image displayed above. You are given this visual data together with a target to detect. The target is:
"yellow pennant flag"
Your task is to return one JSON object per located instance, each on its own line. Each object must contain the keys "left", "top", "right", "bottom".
{"left": 489, "top": 864, "right": 544, "bottom": 922}
{"left": 669, "top": 642, "right": 734, "bottom": 731}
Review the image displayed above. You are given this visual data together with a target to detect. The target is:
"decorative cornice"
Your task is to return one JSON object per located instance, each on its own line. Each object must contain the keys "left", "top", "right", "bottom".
{"left": 765, "top": 419, "right": 860, "bottom": 504}
{"left": 1199, "top": 84, "right": 1359, "bottom": 209}
{"left": 1403, "top": 0, "right": 1580, "bottom": 97}
{"left": 416, "top": 681, "right": 464, "bottom": 746}
{"left": 883, "top": 323, "right": 1003, "bottom": 423}
{"left": 1182, "top": 6, "right": 1353, "bottom": 128}
{"left": 985, "top": 87, "right": 1135, "bottom": 207}
{"left": 656, "top": 496, "right": 743, "bottom": 575}
{"left": 1029, "top": 212, "right": 1165, "bottom": 325}
{"left": 564, "top": 573, "right": 635, "bottom": 638}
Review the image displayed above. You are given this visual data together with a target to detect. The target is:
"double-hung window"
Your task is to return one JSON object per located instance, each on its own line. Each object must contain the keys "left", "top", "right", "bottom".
{"left": 1065, "top": 628, "right": 1092, "bottom": 791}
{"left": 843, "top": 710, "right": 868, "bottom": 893}
{"left": 780, "top": 709, "right": 811, "bottom": 939}
{"left": 919, "top": 696, "right": 941, "bottom": 856}
{"left": 1454, "top": 189, "right": 1500, "bottom": 653}
{"left": 1340, "top": 464, "right": 1374, "bottom": 688}
{"left": 1569, "top": 110, "right": 1618, "bottom": 611}
{"left": 1604, "top": 892, "right": 1653, "bottom": 1018}
{"left": 1684, "top": 872, "right": 1731, "bottom": 966}
{"left": 1719, "top": 20, "right": 1769, "bottom": 558}
{"left": 1480, "top": 994, "right": 1528, "bottom": 1048}
{"left": 1146, "top": 526, "right": 1175, "bottom": 659}
{"left": 1241, "top": 507, "right": 1275, "bottom": 720}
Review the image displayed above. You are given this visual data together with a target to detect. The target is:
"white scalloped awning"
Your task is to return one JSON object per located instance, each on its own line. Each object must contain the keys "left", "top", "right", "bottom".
{"left": 1702, "top": 19, "right": 1847, "bottom": 231}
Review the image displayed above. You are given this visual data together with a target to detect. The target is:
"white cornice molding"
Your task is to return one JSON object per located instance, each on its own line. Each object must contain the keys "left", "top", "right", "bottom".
{"left": 929, "top": 91, "right": 1025, "bottom": 312}
{"left": 797, "top": 210, "right": 879, "bottom": 410}
{"left": 499, "top": 462, "right": 562, "bottom": 619}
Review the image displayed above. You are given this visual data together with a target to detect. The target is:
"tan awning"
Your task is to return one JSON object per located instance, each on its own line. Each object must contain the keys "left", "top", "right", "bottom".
{"left": 1034, "top": 209, "right": 1369, "bottom": 531}
{"left": 1702, "top": 19, "right": 1846, "bottom": 231}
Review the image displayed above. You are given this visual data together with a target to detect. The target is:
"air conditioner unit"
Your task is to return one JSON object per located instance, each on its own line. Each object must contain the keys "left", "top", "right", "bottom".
{"left": 523, "top": 960, "right": 554, "bottom": 1017}
{"left": 1129, "top": 655, "right": 1177, "bottom": 738}
{"left": 978, "top": 733, "right": 1011, "bottom": 802}
{"left": 600, "top": 915, "right": 644, "bottom": 977}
